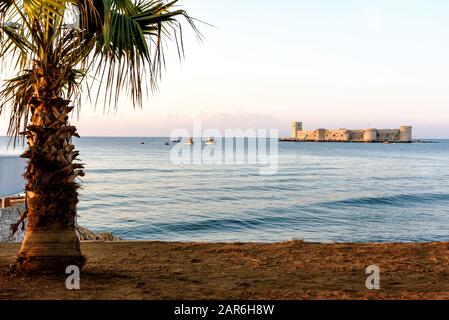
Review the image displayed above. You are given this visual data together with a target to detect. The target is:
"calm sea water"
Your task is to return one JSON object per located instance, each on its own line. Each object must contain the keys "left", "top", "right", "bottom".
{"left": 1, "top": 137, "right": 449, "bottom": 243}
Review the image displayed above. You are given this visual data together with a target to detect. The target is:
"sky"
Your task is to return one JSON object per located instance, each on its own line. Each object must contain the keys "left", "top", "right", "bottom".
{"left": 1, "top": 0, "right": 449, "bottom": 138}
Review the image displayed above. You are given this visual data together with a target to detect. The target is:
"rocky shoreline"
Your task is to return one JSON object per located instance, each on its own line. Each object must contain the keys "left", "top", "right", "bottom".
{"left": 0, "top": 204, "right": 122, "bottom": 243}
{"left": 76, "top": 226, "right": 122, "bottom": 242}
{"left": 0, "top": 204, "right": 25, "bottom": 243}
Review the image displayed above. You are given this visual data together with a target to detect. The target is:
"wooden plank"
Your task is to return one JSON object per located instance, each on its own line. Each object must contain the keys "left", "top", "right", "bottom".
{"left": 1, "top": 197, "right": 11, "bottom": 209}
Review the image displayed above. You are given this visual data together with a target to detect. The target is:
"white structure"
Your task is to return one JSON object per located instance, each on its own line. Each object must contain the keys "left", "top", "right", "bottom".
{"left": 0, "top": 155, "right": 26, "bottom": 208}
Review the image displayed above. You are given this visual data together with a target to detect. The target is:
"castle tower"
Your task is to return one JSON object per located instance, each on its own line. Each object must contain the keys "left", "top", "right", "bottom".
{"left": 399, "top": 126, "right": 412, "bottom": 142}
{"left": 364, "top": 129, "right": 378, "bottom": 142}
{"left": 340, "top": 129, "right": 350, "bottom": 142}
{"left": 291, "top": 122, "right": 303, "bottom": 139}
{"left": 315, "top": 129, "right": 326, "bottom": 142}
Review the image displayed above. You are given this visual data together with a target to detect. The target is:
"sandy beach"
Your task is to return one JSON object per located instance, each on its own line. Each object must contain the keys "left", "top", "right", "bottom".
{"left": 1, "top": 241, "right": 448, "bottom": 300}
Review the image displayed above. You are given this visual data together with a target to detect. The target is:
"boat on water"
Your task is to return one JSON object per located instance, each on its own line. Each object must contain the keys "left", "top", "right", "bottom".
{"left": 205, "top": 137, "right": 216, "bottom": 145}
{"left": 185, "top": 137, "right": 194, "bottom": 145}
{"left": 172, "top": 137, "right": 182, "bottom": 143}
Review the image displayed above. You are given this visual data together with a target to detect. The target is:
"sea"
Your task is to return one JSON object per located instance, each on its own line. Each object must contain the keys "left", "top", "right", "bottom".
{"left": 1, "top": 137, "right": 449, "bottom": 243}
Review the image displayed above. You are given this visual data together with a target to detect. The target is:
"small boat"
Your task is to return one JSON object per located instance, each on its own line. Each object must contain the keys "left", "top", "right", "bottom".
{"left": 185, "top": 137, "right": 194, "bottom": 145}
{"left": 165, "top": 142, "right": 170, "bottom": 146}
{"left": 205, "top": 137, "right": 216, "bottom": 145}
{"left": 172, "top": 137, "right": 182, "bottom": 143}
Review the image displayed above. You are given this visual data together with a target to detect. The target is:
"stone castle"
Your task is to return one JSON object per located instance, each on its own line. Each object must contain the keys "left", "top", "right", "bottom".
{"left": 290, "top": 122, "right": 412, "bottom": 143}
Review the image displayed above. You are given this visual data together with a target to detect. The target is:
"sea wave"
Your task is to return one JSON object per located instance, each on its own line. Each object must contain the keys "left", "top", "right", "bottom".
{"left": 87, "top": 168, "right": 175, "bottom": 174}
{"left": 317, "top": 193, "right": 449, "bottom": 208}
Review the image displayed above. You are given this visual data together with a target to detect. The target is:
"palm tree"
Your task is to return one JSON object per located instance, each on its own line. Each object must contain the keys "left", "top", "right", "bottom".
{"left": 0, "top": 0, "right": 199, "bottom": 273}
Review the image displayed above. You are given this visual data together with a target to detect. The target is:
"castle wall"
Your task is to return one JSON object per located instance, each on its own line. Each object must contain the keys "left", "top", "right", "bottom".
{"left": 348, "top": 130, "right": 365, "bottom": 142}
{"left": 376, "top": 129, "right": 400, "bottom": 142}
{"left": 324, "top": 129, "right": 350, "bottom": 142}
{"left": 296, "top": 130, "right": 316, "bottom": 141}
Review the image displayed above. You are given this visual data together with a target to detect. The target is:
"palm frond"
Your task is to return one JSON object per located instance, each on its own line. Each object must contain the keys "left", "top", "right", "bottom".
{"left": 0, "top": 0, "right": 14, "bottom": 16}
{"left": 92, "top": 0, "right": 202, "bottom": 109}
{"left": 22, "top": 0, "right": 74, "bottom": 21}
{"left": 0, "top": 69, "right": 34, "bottom": 143}
{"left": 0, "top": 0, "right": 202, "bottom": 140}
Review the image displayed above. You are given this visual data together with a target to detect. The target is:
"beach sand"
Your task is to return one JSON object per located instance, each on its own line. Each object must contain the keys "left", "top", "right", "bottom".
{"left": 1, "top": 241, "right": 449, "bottom": 300}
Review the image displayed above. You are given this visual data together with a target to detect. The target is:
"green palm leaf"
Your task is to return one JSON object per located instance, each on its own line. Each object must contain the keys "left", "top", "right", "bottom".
{"left": 0, "top": 0, "right": 201, "bottom": 138}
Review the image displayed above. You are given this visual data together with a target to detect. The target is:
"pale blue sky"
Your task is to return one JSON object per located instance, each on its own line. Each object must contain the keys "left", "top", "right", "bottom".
{"left": 1, "top": 0, "right": 449, "bottom": 138}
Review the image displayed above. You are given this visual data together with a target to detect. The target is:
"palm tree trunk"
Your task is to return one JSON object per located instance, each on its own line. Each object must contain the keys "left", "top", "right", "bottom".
{"left": 16, "top": 73, "right": 85, "bottom": 273}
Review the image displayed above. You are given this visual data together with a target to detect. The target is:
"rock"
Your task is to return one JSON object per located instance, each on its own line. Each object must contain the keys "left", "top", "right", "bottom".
{"left": 0, "top": 204, "right": 26, "bottom": 243}
{"left": 75, "top": 225, "right": 122, "bottom": 242}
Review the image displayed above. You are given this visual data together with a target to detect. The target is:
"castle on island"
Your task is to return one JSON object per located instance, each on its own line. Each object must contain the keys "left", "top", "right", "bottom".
{"left": 287, "top": 122, "right": 412, "bottom": 143}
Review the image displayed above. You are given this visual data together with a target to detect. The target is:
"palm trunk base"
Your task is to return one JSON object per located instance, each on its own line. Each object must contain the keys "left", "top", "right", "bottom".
{"left": 15, "top": 226, "right": 85, "bottom": 274}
